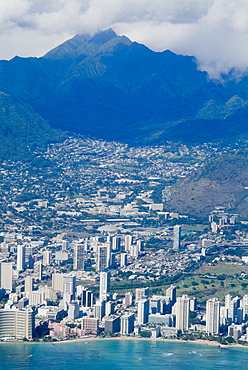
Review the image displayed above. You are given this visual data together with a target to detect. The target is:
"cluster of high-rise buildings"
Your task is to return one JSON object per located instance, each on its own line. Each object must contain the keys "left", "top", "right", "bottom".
{"left": 48, "top": 277, "right": 248, "bottom": 341}
{"left": 205, "top": 294, "right": 248, "bottom": 340}
{"left": 1, "top": 224, "right": 248, "bottom": 343}
{"left": 0, "top": 232, "right": 144, "bottom": 340}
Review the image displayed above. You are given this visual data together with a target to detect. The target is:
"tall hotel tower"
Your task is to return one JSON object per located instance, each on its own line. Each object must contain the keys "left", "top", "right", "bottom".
{"left": 175, "top": 295, "right": 190, "bottom": 331}
{"left": 206, "top": 298, "right": 220, "bottom": 335}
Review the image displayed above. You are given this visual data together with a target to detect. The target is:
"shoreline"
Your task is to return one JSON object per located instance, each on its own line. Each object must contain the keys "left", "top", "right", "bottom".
{"left": 55, "top": 336, "right": 246, "bottom": 348}
{"left": 2, "top": 336, "right": 245, "bottom": 349}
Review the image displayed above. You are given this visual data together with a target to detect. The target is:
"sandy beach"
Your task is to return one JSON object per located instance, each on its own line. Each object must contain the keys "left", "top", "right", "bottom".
{"left": 52, "top": 336, "right": 247, "bottom": 349}
{"left": 1, "top": 335, "right": 247, "bottom": 349}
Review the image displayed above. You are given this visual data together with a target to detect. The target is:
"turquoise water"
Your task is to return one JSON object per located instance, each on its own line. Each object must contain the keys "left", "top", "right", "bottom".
{"left": 0, "top": 340, "right": 247, "bottom": 370}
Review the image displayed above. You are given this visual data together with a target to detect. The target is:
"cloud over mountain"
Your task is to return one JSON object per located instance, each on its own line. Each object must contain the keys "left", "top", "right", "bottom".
{"left": 0, "top": 0, "right": 248, "bottom": 78}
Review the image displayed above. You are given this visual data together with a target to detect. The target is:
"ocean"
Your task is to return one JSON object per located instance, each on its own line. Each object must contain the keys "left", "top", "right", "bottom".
{"left": 0, "top": 340, "right": 247, "bottom": 370}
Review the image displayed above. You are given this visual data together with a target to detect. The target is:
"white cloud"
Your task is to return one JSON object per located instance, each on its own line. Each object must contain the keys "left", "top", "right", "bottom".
{"left": 0, "top": 0, "right": 247, "bottom": 78}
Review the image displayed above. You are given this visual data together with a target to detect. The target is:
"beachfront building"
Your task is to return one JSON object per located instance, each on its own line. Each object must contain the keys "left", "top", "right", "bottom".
{"left": 120, "top": 313, "right": 135, "bottom": 335}
{"left": 206, "top": 298, "right": 220, "bottom": 335}
{"left": 175, "top": 295, "right": 190, "bottom": 332}
{"left": 81, "top": 317, "right": 99, "bottom": 334}
{"left": 105, "top": 315, "right": 120, "bottom": 334}
{"left": 0, "top": 307, "right": 35, "bottom": 340}
{"left": 137, "top": 299, "right": 149, "bottom": 325}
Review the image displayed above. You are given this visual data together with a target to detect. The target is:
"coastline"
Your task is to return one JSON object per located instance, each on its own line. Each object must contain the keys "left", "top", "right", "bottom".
{"left": 1, "top": 336, "right": 247, "bottom": 349}
{"left": 42, "top": 336, "right": 248, "bottom": 349}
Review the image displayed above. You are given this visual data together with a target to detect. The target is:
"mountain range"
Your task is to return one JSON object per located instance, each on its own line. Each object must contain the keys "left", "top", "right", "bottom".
{"left": 0, "top": 28, "right": 248, "bottom": 145}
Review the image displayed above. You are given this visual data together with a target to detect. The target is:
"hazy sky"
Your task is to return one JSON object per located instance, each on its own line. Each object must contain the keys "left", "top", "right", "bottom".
{"left": 0, "top": 0, "right": 248, "bottom": 78}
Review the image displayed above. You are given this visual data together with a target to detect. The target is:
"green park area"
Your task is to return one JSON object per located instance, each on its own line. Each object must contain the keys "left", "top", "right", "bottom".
{"left": 77, "top": 260, "right": 248, "bottom": 304}
{"left": 110, "top": 261, "right": 248, "bottom": 303}
{"left": 175, "top": 262, "right": 248, "bottom": 303}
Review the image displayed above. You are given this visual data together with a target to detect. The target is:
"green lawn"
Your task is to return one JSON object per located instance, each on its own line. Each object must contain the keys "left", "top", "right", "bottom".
{"left": 80, "top": 261, "right": 248, "bottom": 303}
{"left": 174, "top": 262, "right": 248, "bottom": 303}
{"left": 182, "top": 224, "right": 207, "bottom": 232}
{"left": 195, "top": 262, "right": 248, "bottom": 276}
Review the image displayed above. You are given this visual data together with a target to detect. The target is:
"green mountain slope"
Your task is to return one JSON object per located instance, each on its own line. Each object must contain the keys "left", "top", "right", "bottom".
{"left": 0, "top": 92, "right": 64, "bottom": 161}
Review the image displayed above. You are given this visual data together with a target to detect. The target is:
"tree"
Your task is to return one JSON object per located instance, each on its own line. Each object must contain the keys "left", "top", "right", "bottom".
{"left": 225, "top": 336, "right": 236, "bottom": 343}
{"left": 140, "top": 331, "right": 151, "bottom": 338}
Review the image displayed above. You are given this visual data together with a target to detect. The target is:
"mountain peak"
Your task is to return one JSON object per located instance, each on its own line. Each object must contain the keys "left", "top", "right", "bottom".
{"left": 89, "top": 28, "right": 117, "bottom": 45}
{"left": 43, "top": 28, "right": 131, "bottom": 60}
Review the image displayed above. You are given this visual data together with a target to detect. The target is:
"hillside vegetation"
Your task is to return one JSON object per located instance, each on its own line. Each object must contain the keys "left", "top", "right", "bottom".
{"left": 166, "top": 152, "right": 248, "bottom": 217}
{"left": 0, "top": 93, "right": 64, "bottom": 161}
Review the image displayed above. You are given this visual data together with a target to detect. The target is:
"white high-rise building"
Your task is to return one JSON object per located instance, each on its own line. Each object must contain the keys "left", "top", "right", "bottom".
{"left": 105, "top": 301, "right": 115, "bottom": 316}
{"left": 62, "top": 240, "right": 68, "bottom": 251}
{"left": 73, "top": 244, "right": 84, "bottom": 270}
{"left": 206, "top": 298, "right": 220, "bottom": 335}
{"left": 160, "top": 296, "right": 172, "bottom": 314}
{"left": 112, "top": 236, "right": 121, "bottom": 251}
{"left": 173, "top": 226, "right": 181, "bottom": 250}
{"left": 137, "top": 240, "right": 144, "bottom": 253}
{"left": 211, "top": 222, "right": 218, "bottom": 233}
{"left": 0, "top": 262, "right": 13, "bottom": 291}
{"left": 228, "top": 323, "right": 244, "bottom": 340}
{"left": 123, "top": 292, "right": 133, "bottom": 306}
{"left": 130, "top": 244, "right": 139, "bottom": 258}
{"left": 124, "top": 235, "right": 133, "bottom": 252}
{"left": 106, "top": 242, "right": 112, "bottom": 266}
{"left": 82, "top": 238, "right": 89, "bottom": 252}
{"left": 175, "top": 295, "right": 190, "bottom": 332}
{"left": 0, "top": 243, "right": 9, "bottom": 257}
{"left": 90, "top": 236, "right": 99, "bottom": 252}
{"left": 94, "top": 299, "right": 106, "bottom": 320}
{"left": 225, "top": 295, "right": 240, "bottom": 324}
{"left": 137, "top": 299, "right": 149, "bottom": 325}
{"left": 166, "top": 285, "right": 177, "bottom": 306}
{"left": 220, "top": 306, "right": 229, "bottom": 326}
{"left": 99, "top": 270, "right": 110, "bottom": 300}
{"left": 190, "top": 297, "right": 197, "bottom": 312}
{"left": 120, "top": 313, "right": 135, "bottom": 335}
{"left": 149, "top": 298, "right": 160, "bottom": 314}
{"left": 39, "top": 286, "right": 58, "bottom": 302}
{"left": 120, "top": 252, "right": 127, "bottom": 267}
{"left": 52, "top": 273, "right": 65, "bottom": 292}
{"left": 242, "top": 295, "right": 248, "bottom": 320}
{"left": 0, "top": 308, "right": 35, "bottom": 340}
{"left": 68, "top": 301, "right": 79, "bottom": 320}
{"left": 17, "top": 245, "right": 25, "bottom": 271}
{"left": 135, "top": 287, "right": 149, "bottom": 302}
{"left": 96, "top": 244, "right": 109, "bottom": 272}
{"left": 43, "top": 250, "right": 52, "bottom": 266}
{"left": 63, "top": 275, "right": 76, "bottom": 303}
{"left": 34, "top": 260, "right": 43, "bottom": 280}
{"left": 225, "top": 294, "right": 232, "bottom": 310}
{"left": 27, "top": 291, "right": 45, "bottom": 306}
{"left": 24, "top": 276, "right": 34, "bottom": 293}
